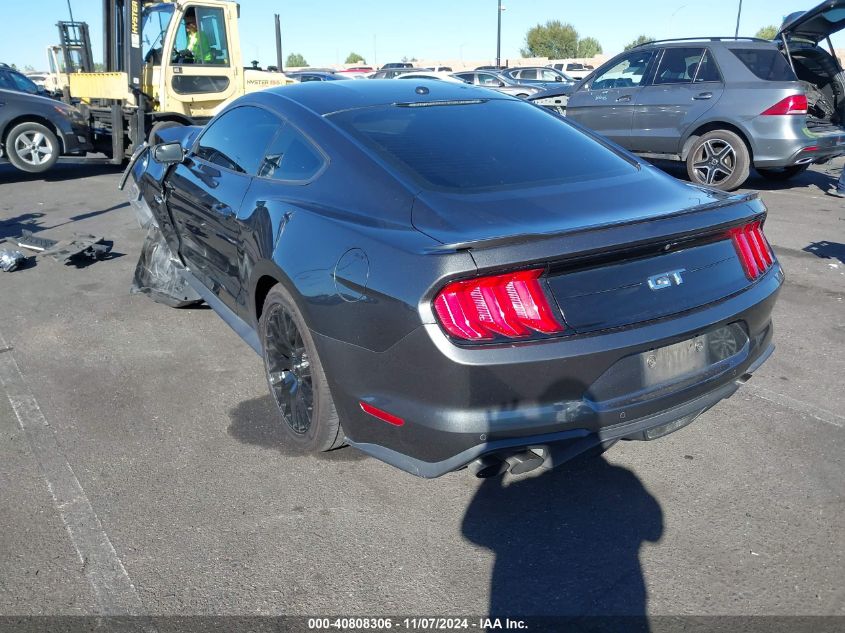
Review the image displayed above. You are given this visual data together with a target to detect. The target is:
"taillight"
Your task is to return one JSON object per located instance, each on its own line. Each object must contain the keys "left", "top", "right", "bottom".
{"left": 433, "top": 268, "right": 565, "bottom": 342}
{"left": 761, "top": 94, "right": 808, "bottom": 115}
{"left": 729, "top": 222, "right": 775, "bottom": 280}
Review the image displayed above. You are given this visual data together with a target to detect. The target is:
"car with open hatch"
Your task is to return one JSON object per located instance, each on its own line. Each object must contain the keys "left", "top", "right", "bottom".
{"left": 122, "top": 79, "right": 782, "bottom": 478}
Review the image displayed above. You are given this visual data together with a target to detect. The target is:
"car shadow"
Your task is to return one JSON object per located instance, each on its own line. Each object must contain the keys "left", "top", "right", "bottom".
{"left": 227, "top": 394, "right": 367, "bottom": 462}
{"left": 0, "top": 162, "right": 122, "bottom": 183}
{"left": 462, "top": 457, "right": 662, "bottom": 627}
{"left": 803, "top": 241, "right": 845, "bottom": 265}
{"left": 644, "top": 158, "right": 836, "bottom": 192}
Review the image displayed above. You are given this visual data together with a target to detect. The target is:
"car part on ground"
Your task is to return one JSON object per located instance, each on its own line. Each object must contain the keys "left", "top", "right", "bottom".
{"left": 0, "top": 250, "right": 27, "bottom": 272}
{"left": 123, "top": 80, "right": 781, "bottom": 478}
{"left": 17, "top": 230, "right": 112, "bottom": 264}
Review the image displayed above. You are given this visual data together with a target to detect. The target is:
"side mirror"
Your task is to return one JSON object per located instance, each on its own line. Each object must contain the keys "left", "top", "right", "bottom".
{"left": 152, "top": 142, "right": 184, "bottom": 164}
{"left": 555, "top": 76, "right": 563, "bottom": 82}
{"left": 498, "top": 80, "right": 506, "bottom": 87}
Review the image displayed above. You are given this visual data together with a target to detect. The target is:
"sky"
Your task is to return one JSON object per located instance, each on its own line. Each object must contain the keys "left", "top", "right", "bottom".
{"left": 2, "top": 0, "right": 843, "bottom": 71}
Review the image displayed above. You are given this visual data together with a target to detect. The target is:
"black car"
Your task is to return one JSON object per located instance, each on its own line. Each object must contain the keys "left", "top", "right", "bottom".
{"left": 0, "top": 70, "right": 91, "bottom": 173}
{"left": 123, "top": 80, "right": 781, "bottom": 478}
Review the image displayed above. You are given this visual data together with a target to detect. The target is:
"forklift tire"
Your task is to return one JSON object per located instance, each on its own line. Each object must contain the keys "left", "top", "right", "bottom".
{"left": 6, "top": 122, "right": 60, "bottom": 173}
{"left": 148, "top": 120, "right": 183, "bottom": 145}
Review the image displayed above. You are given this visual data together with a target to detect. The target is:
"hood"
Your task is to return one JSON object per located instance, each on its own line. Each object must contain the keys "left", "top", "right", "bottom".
{"left": 777, "top": 0, "right": 845, "bottom": 43}
{"left": 411, "top": 164, "right": 735, "bottom": 248}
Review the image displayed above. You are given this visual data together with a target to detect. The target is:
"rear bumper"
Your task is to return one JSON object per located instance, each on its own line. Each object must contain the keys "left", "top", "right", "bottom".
{"left": 316, "top": 266, "right": 783, "bottom": 478}
{"left": 748, "top": 118, "right": 845, "bottom": 167}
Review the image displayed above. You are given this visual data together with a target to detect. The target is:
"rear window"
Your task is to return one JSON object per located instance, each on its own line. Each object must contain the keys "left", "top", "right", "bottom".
{"left": 328, "top": 99, "right": 634, "bottom": 191}
{"left": 730, "top": 48, "right": 796, "bottom": 81}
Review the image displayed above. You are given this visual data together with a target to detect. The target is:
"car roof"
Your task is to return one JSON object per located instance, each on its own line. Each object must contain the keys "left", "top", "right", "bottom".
{"left": 634, "top": 37, "right": 776, "bottom": 50}
{"left": 263, "top": 79, "right": 509, "bottom": 116}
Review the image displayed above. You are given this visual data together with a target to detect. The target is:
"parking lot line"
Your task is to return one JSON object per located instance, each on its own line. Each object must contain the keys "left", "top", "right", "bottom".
{"left": 747, "top": 384, "right": 844, "bottom": 429}
{"left": 0, "top": 330, "right": 148, "bottom": 617}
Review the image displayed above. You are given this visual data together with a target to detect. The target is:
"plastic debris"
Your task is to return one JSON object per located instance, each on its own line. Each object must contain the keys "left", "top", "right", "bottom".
{"left": 17, "top": 230, "right": 112, "bottom": 263}
{"left": 130, "top": 223, "right": 203, "bottom": 308}
{"left": 0, "top": 250, "right": 26, "bottom": 272}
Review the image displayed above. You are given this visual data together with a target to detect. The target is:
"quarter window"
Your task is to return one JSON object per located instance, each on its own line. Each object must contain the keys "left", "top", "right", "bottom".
{"left": 195, "top": 106, "right": 279, "bottom": 175}
{"left": 173, "top": 6, "right": 230, "bottom": 66}
{"left": 258, "top": 124, "right": 326, "bottom": 182}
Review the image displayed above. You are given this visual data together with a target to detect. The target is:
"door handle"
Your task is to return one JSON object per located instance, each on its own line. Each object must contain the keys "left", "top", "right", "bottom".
{"left": 616, "top": 95, "right": 632, "bottom": 103}
{"left": 693, "top": 92, "right": 713, "bottom": 100}
{"left": 211, "top": 202, "right": 235, "bottom": 217}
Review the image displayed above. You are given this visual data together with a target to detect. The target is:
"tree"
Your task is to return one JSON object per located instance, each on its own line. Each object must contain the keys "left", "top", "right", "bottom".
{"left": 755, "top": 25, "right": 778, "bottom": 40}
{"left": 23, "top": 64, "right": 36, "bottom": 73}
{"left": 577, "top": 37, "right": 603, "bottom": 58}
{"left": 345, "top": 52, "right": 366, "bottom": 64}
{"left": 623, "top": 35, "right": 655, "bottom": 51}
{"left": 521, "top": 21, "right": 579, "bottom": 58}
{"left": 10, "top": 63, "right": 18, "bottom": 70}
{"left": 286, "top": 53, "right": 308, "bottom": 67}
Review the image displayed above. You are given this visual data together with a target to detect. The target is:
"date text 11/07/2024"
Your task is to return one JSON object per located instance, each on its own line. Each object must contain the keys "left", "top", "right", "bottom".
{"left": 307, "top": 617, "right": 528, "bottom": 630}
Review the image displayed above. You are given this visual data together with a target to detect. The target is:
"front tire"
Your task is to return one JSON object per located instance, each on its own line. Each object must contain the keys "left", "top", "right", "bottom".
{"left": 6, "top": 122, "right": 60, "bottom": 173}
{"left": 259, "top": 284, "right": 344, "bottom": 452}
{"left": 686, "top": 130, "right": 750, "bottom": 191}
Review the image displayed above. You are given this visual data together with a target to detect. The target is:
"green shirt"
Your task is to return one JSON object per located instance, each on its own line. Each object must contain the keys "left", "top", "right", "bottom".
{"left": 187, "top": 30, "right": 213, "bottom": 63}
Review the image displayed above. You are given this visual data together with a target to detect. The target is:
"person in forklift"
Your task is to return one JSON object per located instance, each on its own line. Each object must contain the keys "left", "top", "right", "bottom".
{"left": 182, "top": 9, "right": 213, "bottom": 64}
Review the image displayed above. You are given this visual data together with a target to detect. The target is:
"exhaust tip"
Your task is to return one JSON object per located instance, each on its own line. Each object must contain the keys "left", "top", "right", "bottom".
{"left": 505, "top": 451, "right": 545, "bottom": 475}
{"left": 468, "top": 455, "right": 508, "bottom": 478}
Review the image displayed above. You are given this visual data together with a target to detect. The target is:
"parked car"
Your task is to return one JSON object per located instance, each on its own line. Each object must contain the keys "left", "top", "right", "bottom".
{"left": 560, "top": 27, "right": 844, "bottom": 190}
{"left": 25, "top": 72, "right": 49, "bottom": 88}
{"left": 423, "top": 66, "right": 453, "bottom": 72}
{"left": 452, "top": 70, "right": 542, "bottom": 98}
{"left": 502, "top": 66, "right": 576, "bottom": 88}
{"left": 475, "top": 65, "right": 508, "bottom": 71}
{"left": 0, "top": 77, "right": 91, "bottom": 173}
{"left": 286, "top": 71, "right": 349, "bottom": 82}
{"left": 381, "top": 62, "right": 414, "bottom": 70}
{"left": 370, "top": 68, "right": 425, "bottom": 79}
{"left": 550, "top": 62, "right": 592, "bottom": 80}
{"left": 123, "top": 80, "right": 781, "bottom": 478}
{"left": 395, "top": 71, "right": 465, "bottom": 83}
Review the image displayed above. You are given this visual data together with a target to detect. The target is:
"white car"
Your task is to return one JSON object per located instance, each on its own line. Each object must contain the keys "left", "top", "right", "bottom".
{"left": 395, "top": 71, "right": 465, "bottom": 83}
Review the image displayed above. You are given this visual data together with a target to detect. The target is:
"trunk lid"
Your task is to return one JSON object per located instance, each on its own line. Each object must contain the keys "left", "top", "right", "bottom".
{"left": 777, "top": 0, "right": 845, "bottom": 44}
{"left": 414, "top": 169, "right": 771, "bottom": 334}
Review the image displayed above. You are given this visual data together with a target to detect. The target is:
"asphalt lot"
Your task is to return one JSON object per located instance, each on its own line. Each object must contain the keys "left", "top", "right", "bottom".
{"left": 0, "top": 159, "right": 843, "bottom": 622}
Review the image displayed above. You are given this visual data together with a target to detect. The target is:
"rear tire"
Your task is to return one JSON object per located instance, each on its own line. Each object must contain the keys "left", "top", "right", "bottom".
{"left": 6, "top": 122, "right": 60, "bottom": 173}
{"left": 686, "top": 130, "right": 750, "bottom": 191}
{"left": 259, "top": 284, "right": 345, "bottom": 452}
{"left": 756, "top": 164, "right": 809, "bottom": 181}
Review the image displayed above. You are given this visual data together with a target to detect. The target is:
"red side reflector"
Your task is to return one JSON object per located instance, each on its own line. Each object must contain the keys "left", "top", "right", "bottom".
{"left": 761, "top": 94, "right": 808, "bottom": 115}
{"left": 433, "top": 268, "right": 565, "bottom": 342}
{"left": 360, "top": 402, "right": 405, "bottom": 427}
{"left": 729, "top": 222, "right": 775, "bottom": 280}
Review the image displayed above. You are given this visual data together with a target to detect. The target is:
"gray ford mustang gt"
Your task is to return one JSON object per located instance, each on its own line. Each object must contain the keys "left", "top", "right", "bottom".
{"left": 123, "top": 79, "right": 782, "bottom": 478}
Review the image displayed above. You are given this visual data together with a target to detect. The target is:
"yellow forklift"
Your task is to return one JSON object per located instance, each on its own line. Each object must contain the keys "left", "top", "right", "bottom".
{"left": 62, "top": 0, "right": 292, "bottom": 163}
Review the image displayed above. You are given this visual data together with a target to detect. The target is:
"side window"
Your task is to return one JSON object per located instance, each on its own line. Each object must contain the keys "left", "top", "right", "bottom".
{"left": 258, "top": 124, "right": 326, "bottom": 182}
{"left": 540, "top": 69, "right": 560, "bottom": 81}
{"left": 694, "top": 50, "right": 723, "bottom": 83}
{"left": 299, "top": 74, "right": 320, "bottom": 82}
{"left": 0, "top": 70, "right": 13, "bottom": 90}
{"left": 175, "top": 6, "right": 230, "bottom": 66}
{"left": 477, "top": 73, "right": 500, "bottom": 86}
{"left": 195, "top": 106, "right": 280, "bottom": 175}
{"left": 653, "top": 48, "right": 705, "bottom": 85}
{"left": 454, "top": 73, "right": 474, "bottom": 84}
{"left": 591, "top": 51, "right": 655, "bottom": 90}
{"left": 520, "top": 69, "right": 538, "bottom": 80}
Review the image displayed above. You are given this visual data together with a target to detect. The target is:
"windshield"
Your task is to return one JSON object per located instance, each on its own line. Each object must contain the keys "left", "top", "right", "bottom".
{"left": 142, "top": 4, "right": 175, "bottom": 63}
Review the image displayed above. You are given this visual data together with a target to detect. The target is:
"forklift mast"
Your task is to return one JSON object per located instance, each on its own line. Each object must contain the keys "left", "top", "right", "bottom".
{"left": 101, "top": 0, "right": 149, "bottom": 157}
{"left": 56, "top": 21, "right": 94, "bottom": 73}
